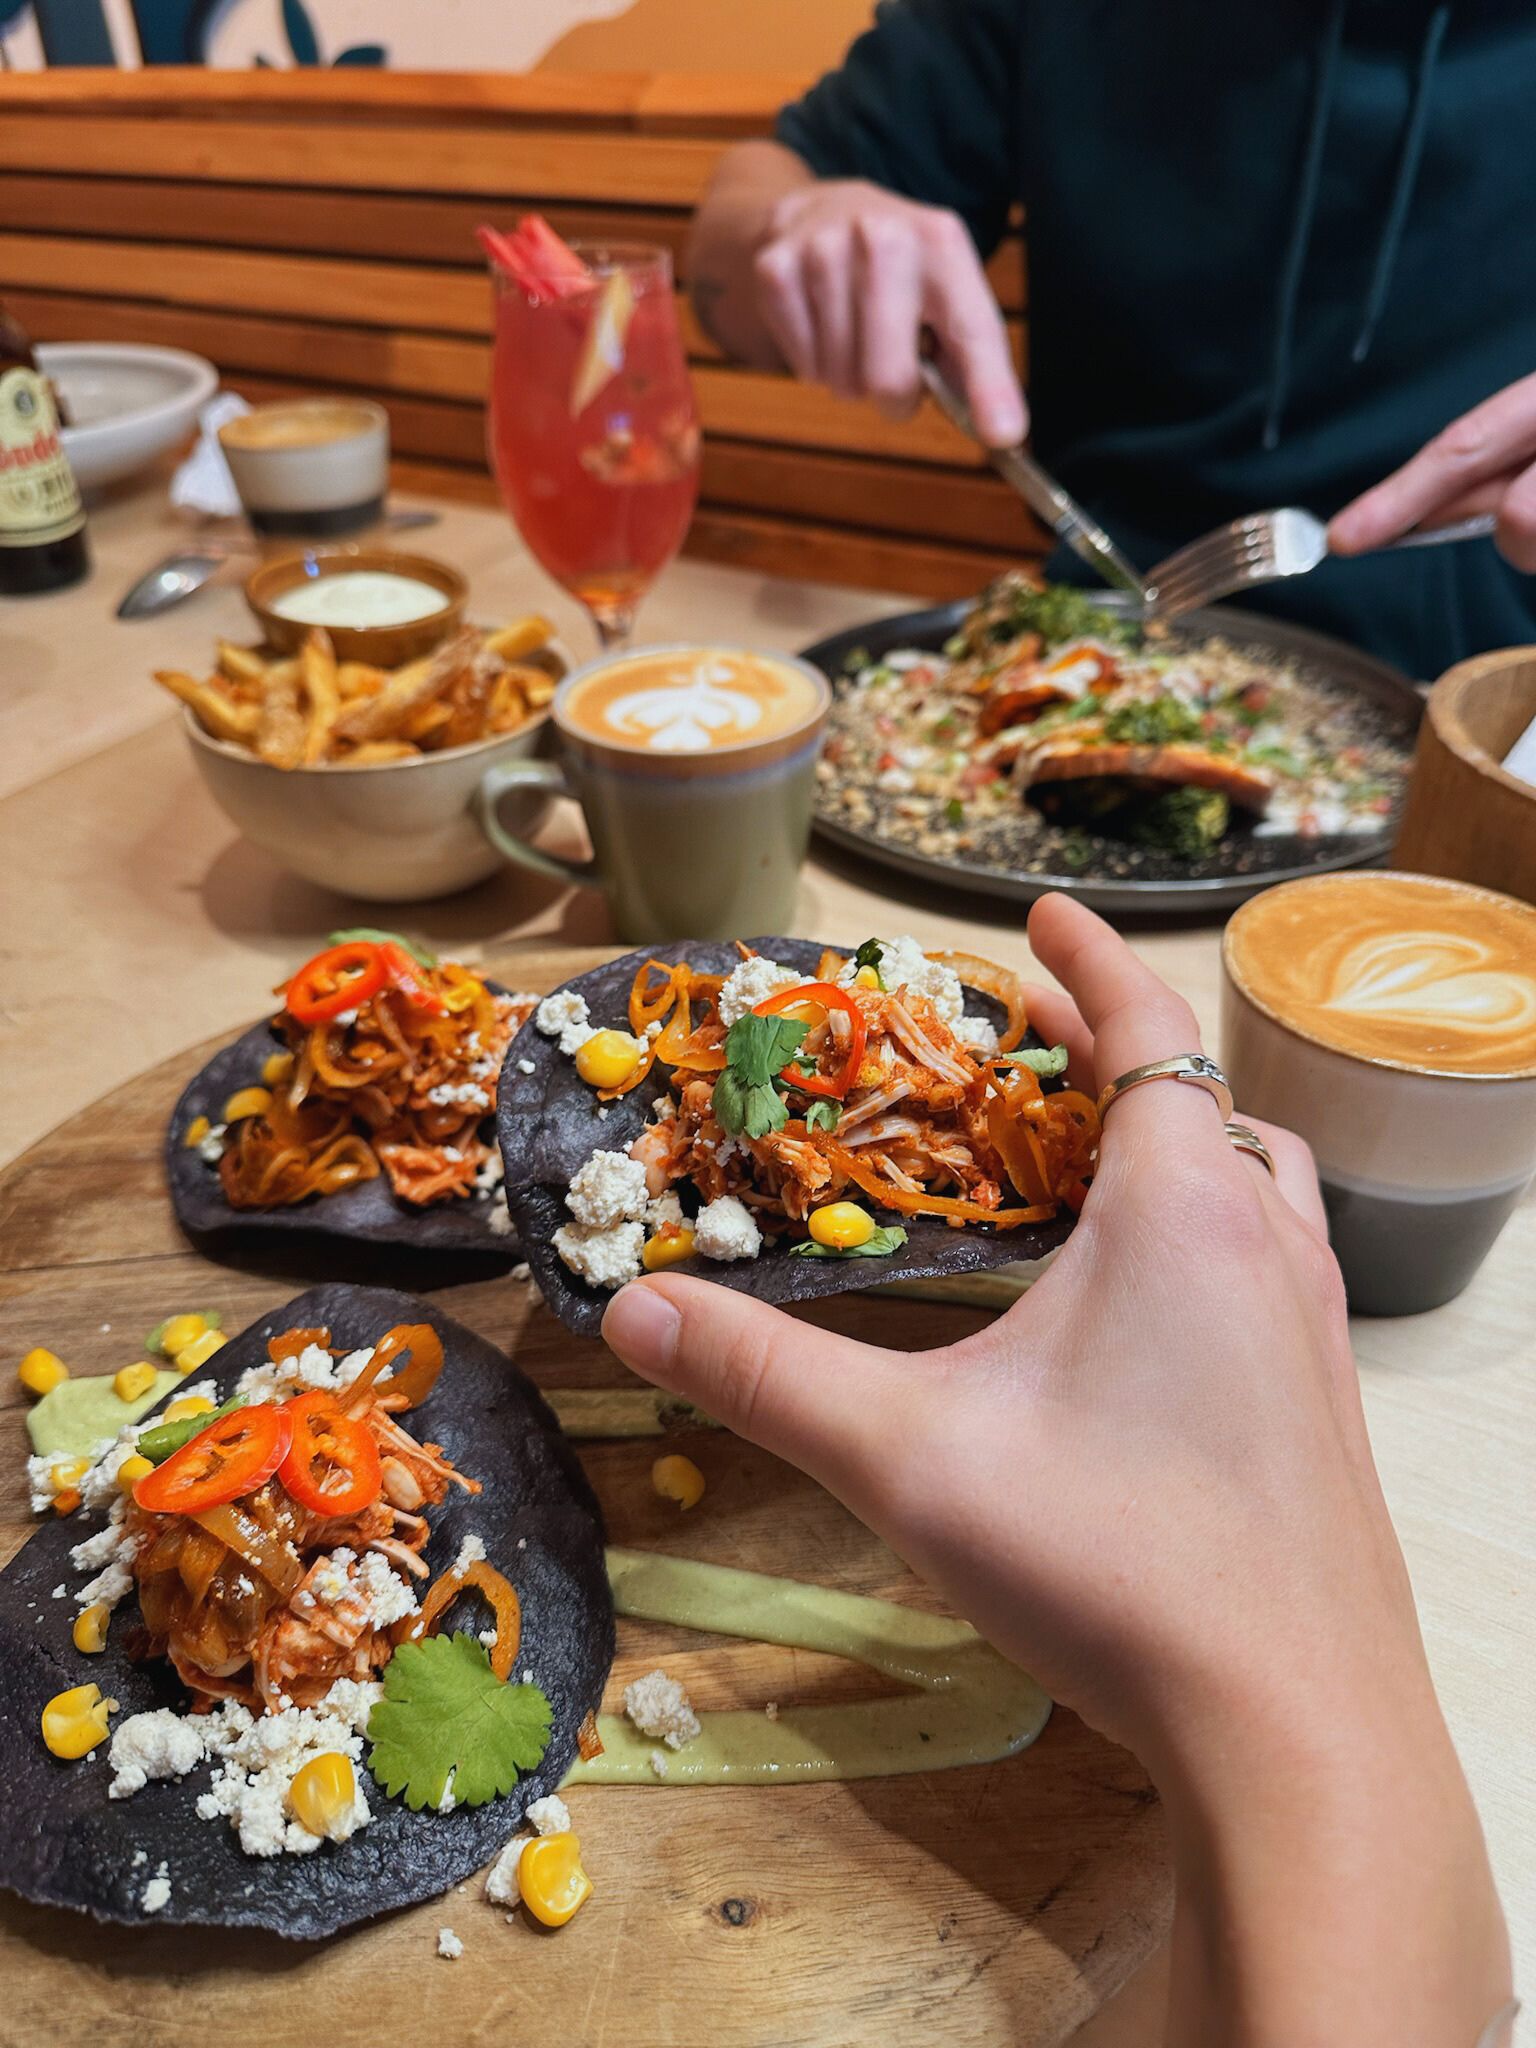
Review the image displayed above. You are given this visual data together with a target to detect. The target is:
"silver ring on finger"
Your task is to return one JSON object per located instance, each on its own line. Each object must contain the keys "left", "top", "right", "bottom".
{"left": 1096, "top": 1054, "right": 1233, "bottom": 1127}
{"left": 1225, "top": 1122, "right": 1276, "bottom": 1177}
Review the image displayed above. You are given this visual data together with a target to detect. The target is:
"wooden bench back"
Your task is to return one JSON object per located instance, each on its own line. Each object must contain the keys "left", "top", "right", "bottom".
{"left": 0, "top": 70, "right": 1041, "bottom": 598}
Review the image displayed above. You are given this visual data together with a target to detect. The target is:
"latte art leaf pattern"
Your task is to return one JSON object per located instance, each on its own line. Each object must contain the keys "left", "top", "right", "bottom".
{"left": 1324, "top": 935, "right": 1536, "bottom": 1038}
{"left": 564, "top": 649, "right": 824, "bottom": 757}
{"left": 605, "top": 661, "right": 767, "bottom": 752}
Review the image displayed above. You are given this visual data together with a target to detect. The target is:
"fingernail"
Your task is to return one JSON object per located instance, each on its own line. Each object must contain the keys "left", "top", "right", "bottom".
{"left": 602, "top": 1282, "right": 682, "bottom": 1380}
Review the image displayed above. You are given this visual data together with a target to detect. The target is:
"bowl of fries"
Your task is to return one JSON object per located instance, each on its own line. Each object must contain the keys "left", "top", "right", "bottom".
{"left": 158, "top": 614, "right": 569, "bottom": 900}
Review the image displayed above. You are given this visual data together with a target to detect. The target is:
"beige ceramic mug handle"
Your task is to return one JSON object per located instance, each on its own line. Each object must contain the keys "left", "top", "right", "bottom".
{"left": 474, "top": 758, "right": 597, "bottom": 887}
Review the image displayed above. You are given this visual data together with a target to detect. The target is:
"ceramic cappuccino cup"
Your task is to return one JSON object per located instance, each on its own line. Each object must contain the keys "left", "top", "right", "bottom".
{"left": 1222, "top": 870, "right": 1536, "bottom": 1315}
{"left": 475, "top": 644, "right": 830, "bottom": 941}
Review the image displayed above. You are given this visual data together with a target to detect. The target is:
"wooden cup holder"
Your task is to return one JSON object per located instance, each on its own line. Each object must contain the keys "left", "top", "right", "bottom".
{"left": 1393, "top": 648, "right": 1536, "bottom": 905}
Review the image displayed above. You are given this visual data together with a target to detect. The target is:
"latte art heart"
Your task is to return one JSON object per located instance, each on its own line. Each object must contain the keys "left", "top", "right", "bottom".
{"left": 1323, "top": 934, "right": 1536, "bottom": 1038}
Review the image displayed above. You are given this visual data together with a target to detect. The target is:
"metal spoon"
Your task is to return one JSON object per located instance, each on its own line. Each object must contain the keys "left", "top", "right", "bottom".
{"left": 115, "top": 508, "right": 442, "bottom": 620}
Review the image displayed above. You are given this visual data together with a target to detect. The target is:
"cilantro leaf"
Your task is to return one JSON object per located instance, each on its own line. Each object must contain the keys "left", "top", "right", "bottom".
{"left": 329, "top": 926, "right": 438, "bottom": 967}
{"left": 852, "top": 938, "right": 885, "bottom": 986}
{"left": 712, "top": 1011, "right": 808, "bottom": 1139}
{"left": 997, "top": 1043, "right": 1070, "bottom": 1078}
{"left": 804, "top": 1100, "right": 841, "bottom": 1135}
{"left": 790, "top": 1225, "right": 908, "bottom": 1261}
{"left": 368, "top": 1633, "right": 552, "bottom": 1811}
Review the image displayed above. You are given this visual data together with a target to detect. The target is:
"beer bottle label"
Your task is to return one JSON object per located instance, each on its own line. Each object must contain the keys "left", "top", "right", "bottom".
{"left": 0, "top": 366, "right": 86, "bottom": 547}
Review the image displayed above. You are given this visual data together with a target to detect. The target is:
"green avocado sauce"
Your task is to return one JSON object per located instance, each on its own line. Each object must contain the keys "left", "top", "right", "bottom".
{"left": 566, "top": 1548, "right": 1050, "bottom": 1786}
{"left": 26, "top": 1370, "right": 180, "bottom": 1459}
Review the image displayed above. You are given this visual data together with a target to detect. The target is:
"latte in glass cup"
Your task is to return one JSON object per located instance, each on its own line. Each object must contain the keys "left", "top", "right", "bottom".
{"left": 1222, "top": 871, "right": 1536, "bottom": 1314}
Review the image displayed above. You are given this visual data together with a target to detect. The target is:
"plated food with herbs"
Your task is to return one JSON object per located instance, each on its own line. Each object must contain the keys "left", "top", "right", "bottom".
{"left": 811, "top": 575, "right": 1417, "bottom": 905}
{"left": 167, "top": 934, "right": 536, "bottom": 1261}
{"left": 499, "top": 934, "right": 1093, "bottom": 1334}
{"left": 0, "top": 1286, "right": 613, "bottom": 1936}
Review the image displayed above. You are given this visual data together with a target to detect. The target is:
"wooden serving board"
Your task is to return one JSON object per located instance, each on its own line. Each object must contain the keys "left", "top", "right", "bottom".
{"left": 0, "top": 947, "right": 1170, "bottom": 2048}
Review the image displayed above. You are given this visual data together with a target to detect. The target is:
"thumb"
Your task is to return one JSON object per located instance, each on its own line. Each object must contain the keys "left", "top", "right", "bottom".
{"left": 601, "top": 1274, "right": 905, "bottom": 1495}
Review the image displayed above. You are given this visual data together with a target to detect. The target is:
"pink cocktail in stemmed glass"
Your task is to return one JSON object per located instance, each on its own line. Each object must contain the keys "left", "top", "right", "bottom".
{"left": 487, "top": 236, "right": 701, "bottom": 649}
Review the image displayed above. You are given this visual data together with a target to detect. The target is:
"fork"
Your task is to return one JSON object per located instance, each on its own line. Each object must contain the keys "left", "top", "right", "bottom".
{"left": 1143, "top": 507, "right": 1498, "bottom": 623}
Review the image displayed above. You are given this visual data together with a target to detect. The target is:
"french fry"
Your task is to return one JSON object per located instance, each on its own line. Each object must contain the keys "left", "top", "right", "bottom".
{"left": 439, "top": 649, "right": 501, "bottom": 750}
{"left": 255, "top": 660, "right": 307, "bottom": 769}
{"left": 331, "top": 628, "right": 480, "bottom": 745}
{"left": 487, "top": 671, "right": 527, "bottom": 732}
{"left": 299, "top": 627, "right": 341, "bottom": 764}
{"left": 400, "top": 698, "right": 455, "bottom": 744}
{"left": 341, "top": 740, "right": 420, "bottom": 764}
{"left": 152, "top": 669, "right": 260, "bottom": 744}
{"left": 503, "top": 661, "right": 557, "bottom": 709}
{"left": 216, "top": 641, "right": 270, "bottom": 684}
{"left": 483, "top": 615, "right": 554, "bottom": 663}
{"left": 337, "top": 661, "right": 387, "bottom": 700}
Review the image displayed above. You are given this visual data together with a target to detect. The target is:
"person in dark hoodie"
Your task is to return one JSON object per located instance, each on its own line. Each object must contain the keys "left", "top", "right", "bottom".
{"left": 689, "top": 0, "right": 1536, "bottom": 677}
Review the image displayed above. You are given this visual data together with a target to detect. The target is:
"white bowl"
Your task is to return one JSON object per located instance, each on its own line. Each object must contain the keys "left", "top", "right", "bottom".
{"left": 185, "top": 711, "right": 559, "bottom": 902}
{"left": 38, "top": 343, "right": 219, "bottom": 492}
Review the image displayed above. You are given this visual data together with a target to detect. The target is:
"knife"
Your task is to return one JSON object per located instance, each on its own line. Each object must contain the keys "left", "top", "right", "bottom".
{"left": 919, "top": 355, "right": 1148, "bottom": 606}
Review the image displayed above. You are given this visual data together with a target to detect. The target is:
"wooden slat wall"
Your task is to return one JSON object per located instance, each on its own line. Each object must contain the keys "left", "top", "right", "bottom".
{"left": 0, "top": 70, "right": 1041, "bottom": 600}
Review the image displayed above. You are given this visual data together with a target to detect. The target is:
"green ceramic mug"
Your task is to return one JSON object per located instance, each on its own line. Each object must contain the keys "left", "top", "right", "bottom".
{"left": 475, "top": 644, "right": 831, "bottom": 941}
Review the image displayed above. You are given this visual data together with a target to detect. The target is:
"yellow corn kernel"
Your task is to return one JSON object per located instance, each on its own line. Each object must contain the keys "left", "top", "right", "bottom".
{"left": 651, "top": 1453, "right": 705, "bottom": 1511}
{"left": 222, "top": 1085, "right": 272, "bottom": 1124}
{"left": 174, "top": 1329, "right": 226, "bottom": 1375}
{"left": 261, "top": 1049, "right": 295, "bottom": 1086}
{"left": 518, "top": 1831, "right": 592, "bottom": 1927}
{"left": 183, "top": 1114, "right": 211, "bottom": 1148}
{"left": 164, "top": 1394, "right": 215, "bottom": 1424}
{"left": 156, "top": 1312, "right": 208, "bottom": 1357}
{"left": 72, "top": 1602, "right": 110, "bottom": 1655}
{"left": 574, "top": 1028, "right": 645, "bottom": 1092}
{"left": 49, "top": 1457, "right": 89, "bottom": 1494}
{"left": 41, "top": 1682, "right": 117, "bottom": 1760}
{"left": 642, "top": 1227, "right": 696, "bottom": 1273}
{"left": 854, "top": 964, "right": 881, "bottom": 989}
{"left": 117, "top": 1454, "right": 153, "bottom": 1495}
{"left": 441, "top": 979, "right": 481, "bottom": 1013}
{"left": 288, "top": 1751, "right": 356, "bottom": 1839}
{"left": 807, "top": 1201, "right": 877, "bottom": 1251}
{"left": 113, "top": 1361, "right": 159, "bottom": 1403}
{"left": 18, "top": 1347, "right": 68, "bottom": 1397}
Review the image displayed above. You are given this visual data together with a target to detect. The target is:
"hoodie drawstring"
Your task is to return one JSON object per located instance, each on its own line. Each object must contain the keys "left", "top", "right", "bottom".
{"left": 1262, "top": 0, "right": 1348, "bottom": 451}
{"left": 1263, "top": 0, "right": 1452, "bottom": 448}
{"left": 1353, "top": 2, "right": 1451, "bottom": 363}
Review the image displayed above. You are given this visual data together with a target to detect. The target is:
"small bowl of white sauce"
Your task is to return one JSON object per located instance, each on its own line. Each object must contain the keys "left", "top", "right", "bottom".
{"left": 246, "top": 547, "right": 467, "bottom": 664}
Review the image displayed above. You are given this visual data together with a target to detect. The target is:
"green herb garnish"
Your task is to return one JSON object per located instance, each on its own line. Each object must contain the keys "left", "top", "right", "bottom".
{"left": 1101, "top": 697, "right": 1203, "bottom": 746}
{"left": 804, "top": 1100, "right": 841, "bottom": 1135}
{"left": 997, "top": 1044, "right": 1070, "bottom": 1078}
{"left": 144, "top": 1310, "right": 223, "bottom": 1357}
{"left": 944, "top": 797, "right": 965, "bottom": 827}
{"left": 1127, "top": 786, "right": 1230, "bottom": 858}
{"left": 368, "top": 1633, "right": 552, "bottom": 1811}
{"left": 328, "top": 927, "right": 438, "bottom": 967}
{"left": 852, "top": 938, "right": 885, "bottom": 986}
{"left": 790, "top": 1225, "right": 909, "bottom": 1261}
{"left": 711, "top": 1012, "right": 809, "bottom": 1140}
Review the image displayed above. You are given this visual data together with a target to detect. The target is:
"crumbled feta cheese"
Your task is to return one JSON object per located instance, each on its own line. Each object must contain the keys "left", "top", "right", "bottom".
{"left": 485, "top": 1837, "right": 528, "bottom": 1906}
{"left": 437, "top": 1770, "right": 457, "bottom": 1813}
{"left": 716, "top": 955, "right": 799, "bottom": 1028}
{"left": 79, "top": 1431, "right": 147, "bottom": 1512}
{"left": 693, "top": 1195, "right": 763, "bottom": 1263}
{"left": 26, "top": 1454, "right": 58, "bottom": 1515}
{"left": 478, "top": 1626, "right": 498, "bottom": 1648}
{"left": 236, "top": 1341, "right": 374, "bottom": 1402}
{"left": 623, "top": 1669, "right": 700, "bottom": 1750}
{"left": 535, "top": 989, "right": 595, "bottom": 1056}
{"left": 427, "top": 1080, "right": 490, "bottom": 1109}
{"left": 437, "top": 1926, "right": 464, "bottom": 1959}
{"left": 553, "top": 1219, "right": 645, "bottom": 1290}
{"left": 837, "top": 936, "right": 964, "bottom": 1027}
{"left": 454, "top": 1533, "right": 487, "bottom": 1572}
{"left": 305, "top": 1546, "right": 357, "bottom": 1607}
{"left": 487, "top": 1206, "right": 515, "bottom": 1237}
{"left": 140, "top": 1864, "right": 171, "bottom": 1914}
{"left": 110, "top": 1709, "right": 209, "bottom": 1799}
{"left": 51, "top": 1583, "right": 66, "bottom": 1600}
{"left": 525, "top": 1793, "right": 570, "bottom": 1836}
{"left": 648, "top": 1749, "right": 670, "bottom": 1779}
{"left": 764, "top": 1701, "right": 780, "bottom": 1721}
{"left": 197, "top": 1122, "right": 227, "bottom": 1165}
{"left": 957, "top": 1013, "right": 1000, "bottom": 1057}
{"left": 354, "top": 1548, "right": 419, "bottom": 1628}
{"left": 473, "top": 1152, "right": 505, "bottom": 1194}
{"left": 71, "top": 1500, "right": 141, "bottom": 1613}
{"left": 566, "top": 1149, "right": 649, "bottom": 1230}
{"left": 646, "top": 1190, "right": 686, "bottom": 1232}
{"left": 516, "top": 1057, "right": 536, "bottom": 1075}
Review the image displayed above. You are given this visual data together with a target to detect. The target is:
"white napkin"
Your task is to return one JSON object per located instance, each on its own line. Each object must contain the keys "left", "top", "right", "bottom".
{"left": 169, "top": 391, "right": 250, "bottom": 518}
{"left": 1503, "top": 712, "right": 1536, "bottom": 791}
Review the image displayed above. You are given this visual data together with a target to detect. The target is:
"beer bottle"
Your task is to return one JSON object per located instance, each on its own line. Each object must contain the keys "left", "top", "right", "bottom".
{"left": 0, "top": 302, "right": 88, "bottom": 596}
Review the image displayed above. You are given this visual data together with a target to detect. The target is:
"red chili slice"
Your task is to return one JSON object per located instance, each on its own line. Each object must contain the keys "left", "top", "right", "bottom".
{"left": 284, "top": 942, "right": 390, "bottom": 1026}
{"left": 754, "top": 981, "right": 869, "bottom": 1101}
{"left": 133, "top": 1404, "right": 293, "bottom": 1516}
{"left": 277, "top": 1392, "right": 383, "bottom": 1518}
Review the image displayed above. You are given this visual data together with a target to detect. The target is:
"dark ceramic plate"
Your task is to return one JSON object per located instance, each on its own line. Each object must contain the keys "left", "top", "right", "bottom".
{"left": 804, "top": 597, "right": 1422, "bottom": 914}
{"left": 167, "top": 1007, "right": 520, "bottom": 1267}
{"left": 0, "top": 1284, "right": 613, "bottom": 1938}
{"left": 499, "top": 937, "right": 1076, "bottom": 1337}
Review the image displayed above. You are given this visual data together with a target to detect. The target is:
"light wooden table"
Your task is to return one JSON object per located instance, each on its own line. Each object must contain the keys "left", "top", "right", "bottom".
{"left": 1, "top": 474, "right": 1530, "bottom": 2029}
